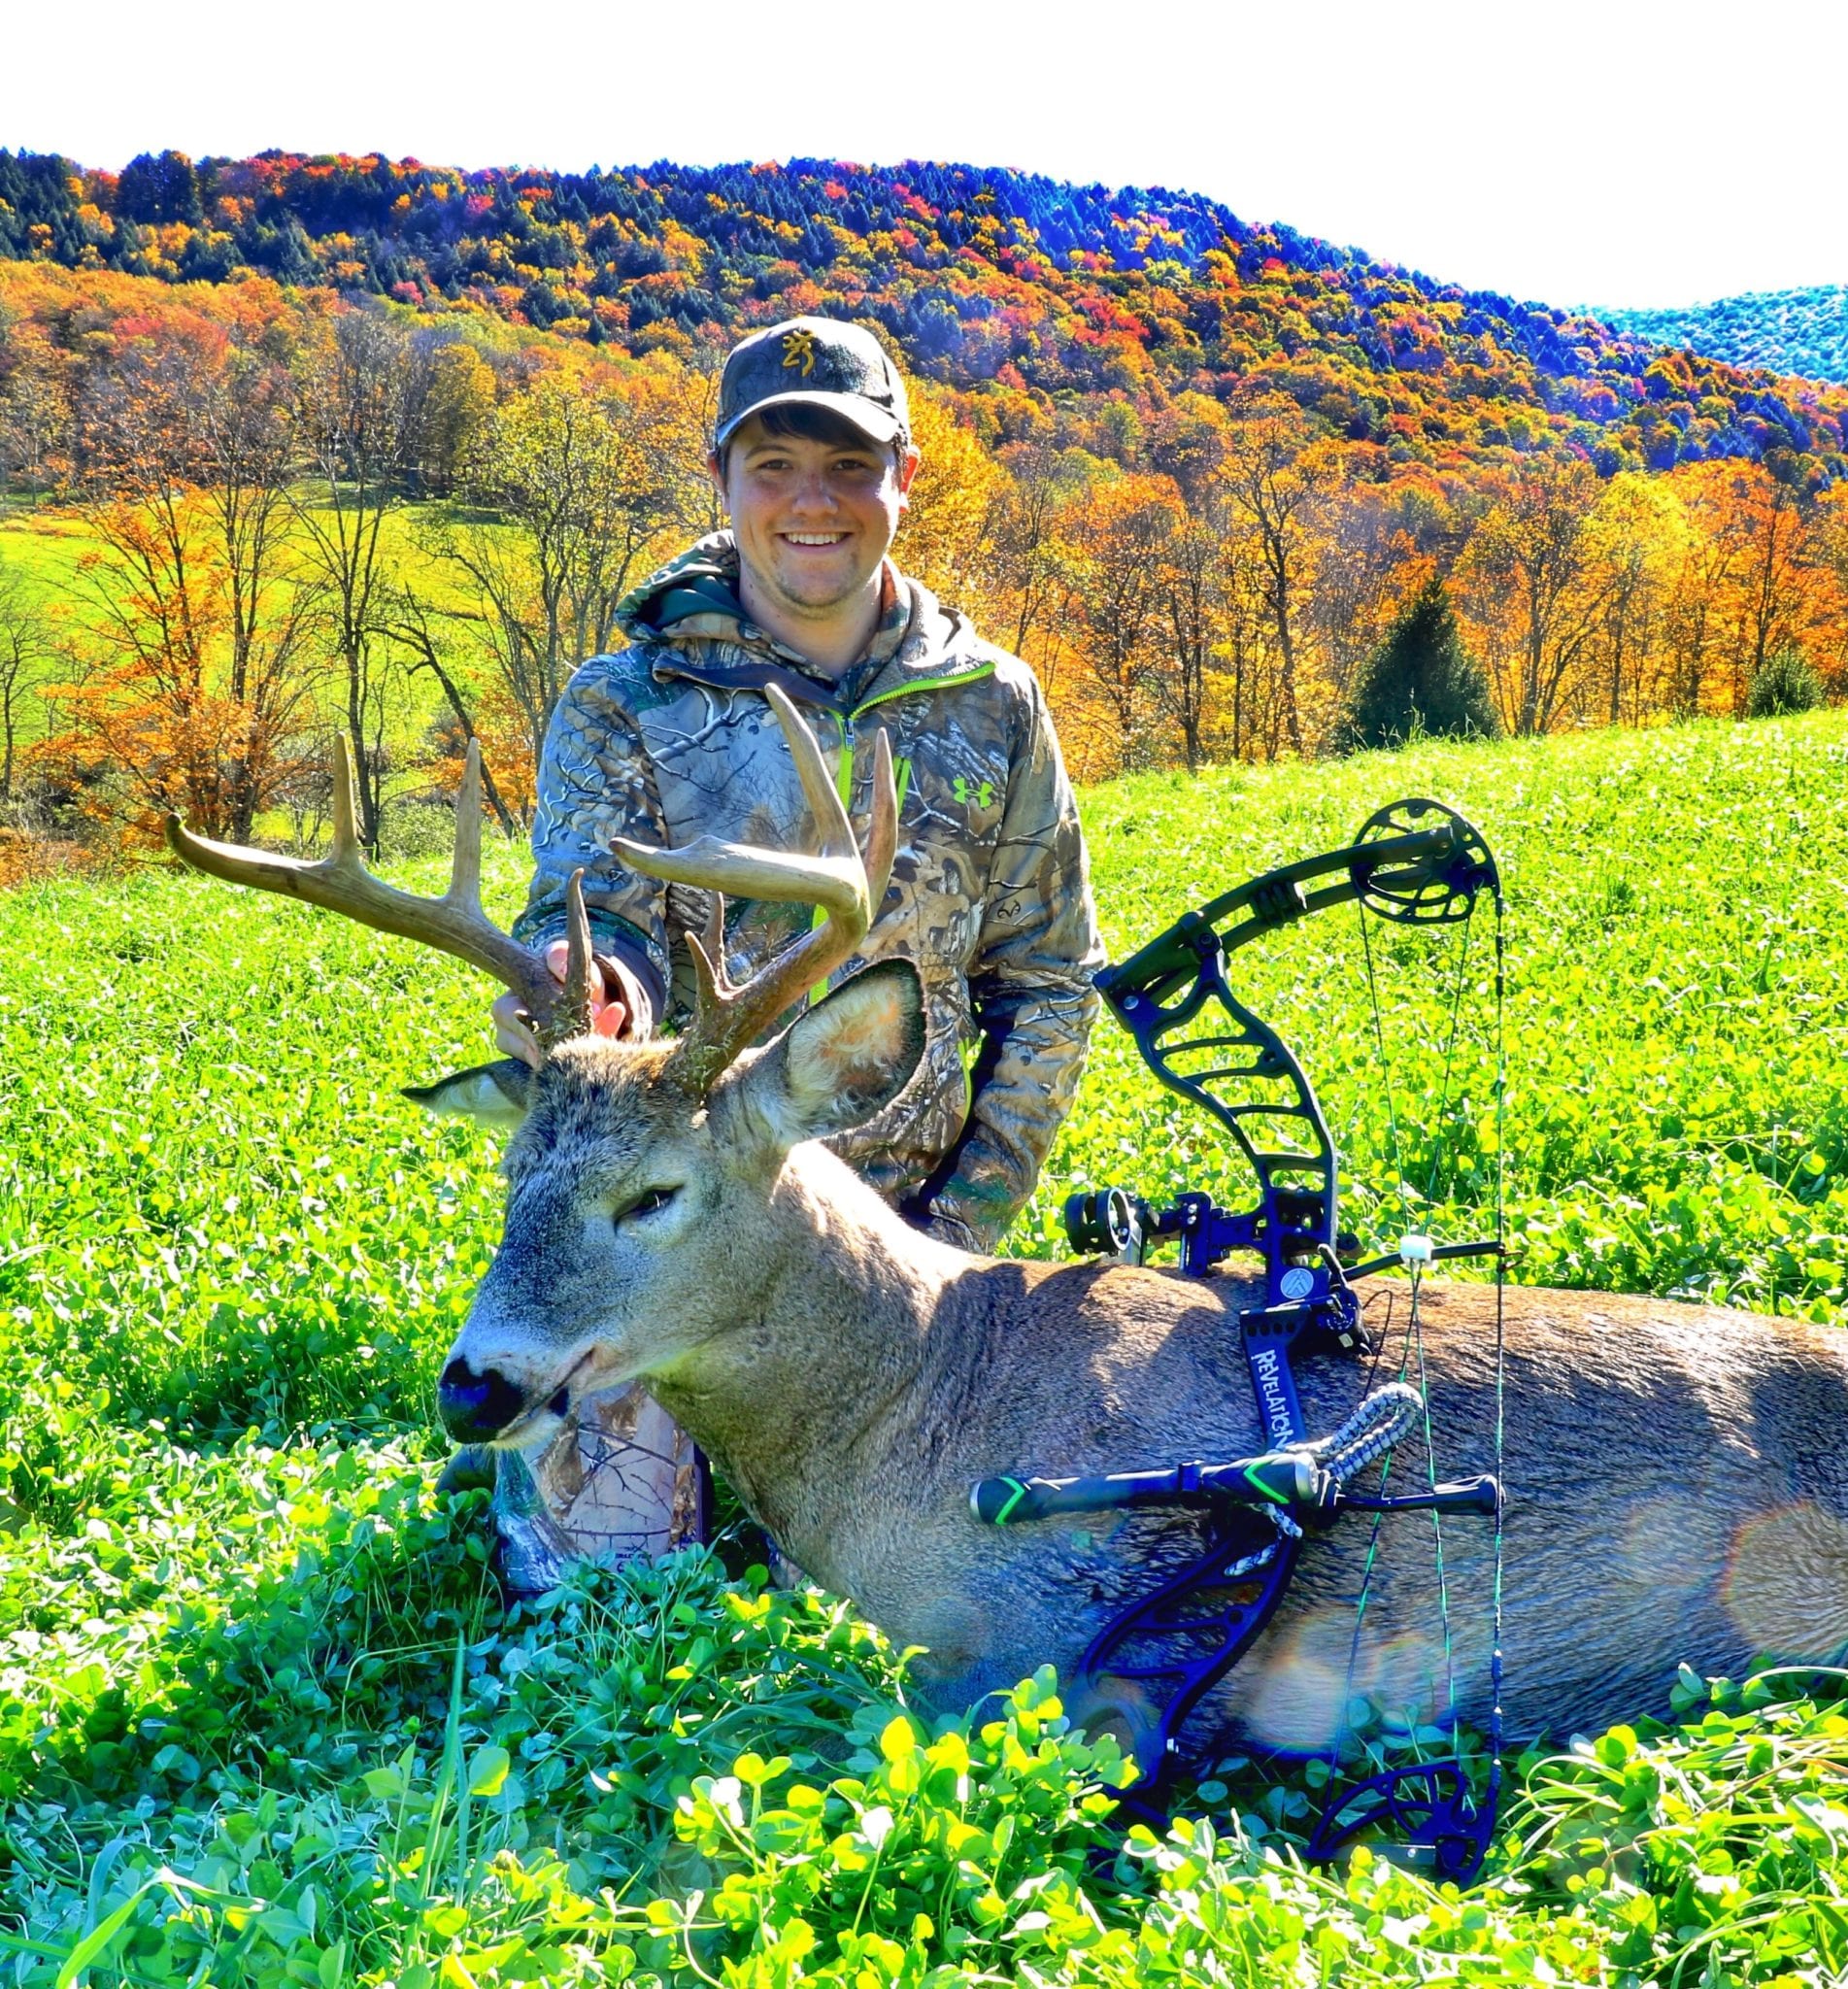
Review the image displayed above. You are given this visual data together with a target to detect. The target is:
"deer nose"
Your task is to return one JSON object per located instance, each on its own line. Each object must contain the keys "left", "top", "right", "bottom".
{"left": 437, "top": 1358, "right": 527, "bottom": 1442}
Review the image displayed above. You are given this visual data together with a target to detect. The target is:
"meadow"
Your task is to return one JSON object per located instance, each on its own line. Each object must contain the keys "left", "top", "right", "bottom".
{"left": 2, "top": 712, "right": 1846, "bottom": 1984}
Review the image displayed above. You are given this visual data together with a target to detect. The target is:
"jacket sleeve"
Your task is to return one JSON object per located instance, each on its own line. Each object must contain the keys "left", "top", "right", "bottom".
{"left": 511, "top": 656, "right": 674, "bottom": 1023}
{"left": 908, "top": 676, "right": 1103, "bottom": 1251}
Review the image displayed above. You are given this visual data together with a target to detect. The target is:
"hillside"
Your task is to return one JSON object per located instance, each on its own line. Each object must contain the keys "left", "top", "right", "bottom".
{"left": 3, "top": 145, "right": 1846, "bottom": 482}
{"left": 1602, "top": 285, "right": 1848, "bottom": 386}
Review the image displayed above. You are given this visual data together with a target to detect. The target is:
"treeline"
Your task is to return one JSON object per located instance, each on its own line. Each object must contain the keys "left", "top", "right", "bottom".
{"left": 0, "top": 269, "right": 718, "bottom": 854}
{"left": 4, "top": 148, "right": 1848, "bottom": 487}
{"left": 1604, "top": 287, "right": 1848, "bottom": 389}
{"left": 0, "top": 264, "right": 1842, "bottom": 870}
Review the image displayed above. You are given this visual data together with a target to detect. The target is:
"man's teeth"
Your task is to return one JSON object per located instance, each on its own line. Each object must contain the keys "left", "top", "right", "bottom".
{"left": 786, "top": 533, "right": 844, "bottom": 545}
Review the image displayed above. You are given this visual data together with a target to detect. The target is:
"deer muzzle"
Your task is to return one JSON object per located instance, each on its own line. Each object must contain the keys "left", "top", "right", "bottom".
{"left": 437, "top": 1356, "right": 531, "bottom": 1443}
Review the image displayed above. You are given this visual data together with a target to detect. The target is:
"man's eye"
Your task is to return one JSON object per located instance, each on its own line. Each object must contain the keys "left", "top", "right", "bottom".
{"left": 618, "top": 1188, "right": 678, "bottom": 1225}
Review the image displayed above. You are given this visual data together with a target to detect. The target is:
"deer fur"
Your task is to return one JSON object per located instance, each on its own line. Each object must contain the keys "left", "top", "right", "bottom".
{"left": 429, "top": 962, "right": 1848, "bottom": 1758}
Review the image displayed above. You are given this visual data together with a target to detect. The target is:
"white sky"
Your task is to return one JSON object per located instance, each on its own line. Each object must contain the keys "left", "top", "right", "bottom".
{"left": 3, "top": 0, "right": 1843, "bottom": 313}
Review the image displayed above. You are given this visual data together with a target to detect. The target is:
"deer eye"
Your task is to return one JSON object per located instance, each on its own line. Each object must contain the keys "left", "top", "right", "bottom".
{"left": 618, "top": 1187, "right": 678, "bottom": 1226}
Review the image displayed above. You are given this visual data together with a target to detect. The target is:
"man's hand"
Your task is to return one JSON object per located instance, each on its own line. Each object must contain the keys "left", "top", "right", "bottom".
{"left": 491, "top": 941, "right": 651, "bottom": 1068}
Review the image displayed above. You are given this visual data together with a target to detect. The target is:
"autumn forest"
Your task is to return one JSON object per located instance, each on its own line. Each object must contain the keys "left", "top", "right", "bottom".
{"left": 0, "top": 146, "right": 1843, "bottom": 869}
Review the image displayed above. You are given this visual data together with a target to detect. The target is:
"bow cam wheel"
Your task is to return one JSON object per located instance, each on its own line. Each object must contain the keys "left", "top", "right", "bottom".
{"left": 1351, "top": 797, "right": 1497, "bottom": 926}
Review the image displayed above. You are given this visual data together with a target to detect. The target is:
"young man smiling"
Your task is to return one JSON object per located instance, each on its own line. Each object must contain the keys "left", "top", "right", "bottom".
{"left": 480, "top": 316, "right": 1101, "bottom": 1583}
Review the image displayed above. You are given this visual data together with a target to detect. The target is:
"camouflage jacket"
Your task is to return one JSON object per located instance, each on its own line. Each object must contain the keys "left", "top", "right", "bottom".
{"left": 513, "top": 533, "right": 1102, "bottom": 1251}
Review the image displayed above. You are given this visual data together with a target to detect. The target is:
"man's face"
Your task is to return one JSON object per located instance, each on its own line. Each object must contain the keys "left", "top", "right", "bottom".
{"left": 713, "top": 416, "right": 920, "bottom": 624}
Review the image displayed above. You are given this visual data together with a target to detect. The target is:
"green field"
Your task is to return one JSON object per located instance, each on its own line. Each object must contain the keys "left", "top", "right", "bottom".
{"left": 0, "top": 505, "right": 95, "bottom": 596}
{"left": 0, "top": 501, "right": 514, "bottom": 819}
{"left": 3, "top": 715, "right": 1847, "bottom": 1983}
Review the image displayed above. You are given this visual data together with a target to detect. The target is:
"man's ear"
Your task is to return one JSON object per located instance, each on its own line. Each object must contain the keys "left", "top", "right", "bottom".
{"left": 402, "top": 1059, "right": 535, "bottom": 1132}
{"left": 734, "top": 960, "right": 925, "bottom": 1148}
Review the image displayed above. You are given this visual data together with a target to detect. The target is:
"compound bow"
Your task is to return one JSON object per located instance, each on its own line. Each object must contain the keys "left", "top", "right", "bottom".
{"left": 970, "top": 795, "right": 1508, "bottom": 1881}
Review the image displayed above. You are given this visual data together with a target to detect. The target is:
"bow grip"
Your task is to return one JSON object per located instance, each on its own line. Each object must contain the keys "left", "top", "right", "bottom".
{"left": 1343, "top": 1473, "right": 1502, "bottom": 1518}
{"left": 970, "top": 1452, "right": 1325, "bottom": 1527}
{"left": 970, "top": 1471, "right": 1109, "bottom": 1526}
{"left": 1426, "top": 1474, "right": 1503, "bottom": 1517}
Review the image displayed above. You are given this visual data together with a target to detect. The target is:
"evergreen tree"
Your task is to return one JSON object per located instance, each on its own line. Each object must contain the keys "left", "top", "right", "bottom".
{"left": 116, "top": 151, "right": 201, "bottom": 226}
{"left": 1334, "top": 578, "right": 1500, "bottom": 752}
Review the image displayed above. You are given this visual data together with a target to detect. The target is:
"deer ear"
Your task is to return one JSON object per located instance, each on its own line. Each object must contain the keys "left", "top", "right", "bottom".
{"left": 403, "top": 1060, "right": 535, "bottom": 1131}
{"left": 742, "top": 960, "right": 926, "bottom": 1146}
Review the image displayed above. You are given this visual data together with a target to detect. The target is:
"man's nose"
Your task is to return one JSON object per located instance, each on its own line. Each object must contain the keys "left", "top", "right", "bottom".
{"left": 788, "top": 470, "right": 841, "bottom": 514}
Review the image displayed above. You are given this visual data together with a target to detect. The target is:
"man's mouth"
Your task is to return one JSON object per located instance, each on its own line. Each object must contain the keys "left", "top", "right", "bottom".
{"left": 781, "top": 531, "right": 847, "bottom": 547}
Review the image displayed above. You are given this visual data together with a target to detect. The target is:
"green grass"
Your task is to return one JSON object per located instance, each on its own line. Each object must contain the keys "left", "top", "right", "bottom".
{"left": 1025, "top": 715, "right": 1848, "bottom": 1329}
{"left": 0, "top": 504, "right": 94, "bottom": 593}
{"left": 2, "top": 712, "right": 1846, "bottom": 1983}
{"left": 0, "top": 497, "right": 496, "bottom": 602}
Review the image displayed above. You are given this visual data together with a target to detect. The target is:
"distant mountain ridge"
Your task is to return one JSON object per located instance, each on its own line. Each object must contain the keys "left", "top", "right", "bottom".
{"left": 1600, "top": 287, "right": 1848, "bottom": 386}
{"left": 2, "top": 146, "right": 1845, "bottom": 481}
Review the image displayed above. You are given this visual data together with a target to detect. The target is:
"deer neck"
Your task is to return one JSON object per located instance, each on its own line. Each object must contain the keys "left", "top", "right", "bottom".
{"left": 648, "top": 1145, "right": 962, "bottom": 1575}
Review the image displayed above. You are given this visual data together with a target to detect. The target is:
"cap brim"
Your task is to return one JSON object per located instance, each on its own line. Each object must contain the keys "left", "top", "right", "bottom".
{"left": 714, "top": 389, "right": 906, "bottom": 453}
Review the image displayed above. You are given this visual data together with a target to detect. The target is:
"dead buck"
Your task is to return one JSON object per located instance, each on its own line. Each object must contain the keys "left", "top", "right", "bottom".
{"left": 167, "top": 692, "right": 1848, "bottom": 1775}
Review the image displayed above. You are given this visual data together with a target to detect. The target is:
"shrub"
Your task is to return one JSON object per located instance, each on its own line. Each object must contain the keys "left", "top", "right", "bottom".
{"left": 1746, "top": 645, "right": 1827, "bottom": 718}
{"left": 0, "top": 825, "right": 101, "bottom": 890}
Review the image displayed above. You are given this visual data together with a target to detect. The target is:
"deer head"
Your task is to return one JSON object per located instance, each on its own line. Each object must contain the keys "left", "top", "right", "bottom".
{"left": 424, "top": 689, "right": 919, "bottom": 1450}
{"left": 166, "top": 691, "right": 924, "bottom": 1456}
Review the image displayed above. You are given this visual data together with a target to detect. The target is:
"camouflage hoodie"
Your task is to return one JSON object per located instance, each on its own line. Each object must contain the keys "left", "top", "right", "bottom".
{"left": 513, "top": 532, "right": 1101, "bottom": 1250}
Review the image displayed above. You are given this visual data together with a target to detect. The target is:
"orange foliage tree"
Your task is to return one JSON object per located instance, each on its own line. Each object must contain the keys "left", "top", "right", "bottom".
{"left": 4, "top": 251, "right": 1847, "bottom": 861}
{"left": 40, "top": 316, "right": 319, "bottom": 841}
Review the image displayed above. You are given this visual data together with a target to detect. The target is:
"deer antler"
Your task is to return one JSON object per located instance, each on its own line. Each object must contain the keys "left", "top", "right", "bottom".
{"left": 607, "top": 684, "right": 897, "bottom": 1094}
{"left": 164, "top": 736, "right": 596, "bottom": 1052}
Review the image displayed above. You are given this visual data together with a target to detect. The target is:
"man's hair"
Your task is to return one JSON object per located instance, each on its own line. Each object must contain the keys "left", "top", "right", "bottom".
{"left": 716, "top": 401, "right": 904, "bottom": 478}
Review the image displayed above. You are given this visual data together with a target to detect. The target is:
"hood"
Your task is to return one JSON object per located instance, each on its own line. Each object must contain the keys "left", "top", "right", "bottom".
{"left": 614, "top": 532, "right": 985, "bottom": 698}
{"left": 615, "top": 531, "right": 753, "bottom": 645}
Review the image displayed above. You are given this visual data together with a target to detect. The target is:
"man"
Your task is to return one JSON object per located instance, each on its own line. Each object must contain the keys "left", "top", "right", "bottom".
{"left": 484, "top": 315, "right": 1101, "bottom": 1582}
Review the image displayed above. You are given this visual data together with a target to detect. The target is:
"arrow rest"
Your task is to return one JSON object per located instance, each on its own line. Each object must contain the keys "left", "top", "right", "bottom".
{"left": 1027, "top": 795, "right": 1509, "bottom": 1876}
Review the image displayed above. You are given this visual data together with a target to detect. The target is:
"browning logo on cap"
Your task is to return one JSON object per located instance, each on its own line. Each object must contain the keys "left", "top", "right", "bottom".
{"left": 782, "top": 327, "right": 817, "bottom": 377}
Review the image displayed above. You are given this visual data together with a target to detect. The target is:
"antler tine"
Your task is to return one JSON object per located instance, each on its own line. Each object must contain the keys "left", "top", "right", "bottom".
{"left": 610, "top": 692, "right": 899, "bottom": 1094}
{"left": 605, "top": 690, "right": 871, "bottom": 923}
{"left": 766, "top": 683, "right": 857, "bottom": 864}
{"left": 331, "top": 731, "right": 362, "bottom": 867}
{"left": 678, "top": 893, "right": 732, "bottom": 1019}
{"left": 604, "top": 828, "right": 865, "bottom": 923}
{"left": 861, "top": 726, "right": 897, "bottom": 911}
{"left": 551, "top": 869, "right": 594, "bottom": 1046}
{"left": 448, "top": 738, "right": 484, "bottom": 912}
{"left": 698, "top": 891, "right": 725, "bottom": 963}
{"left": 164, "top": 737, "right": 576, "bottom": 1047}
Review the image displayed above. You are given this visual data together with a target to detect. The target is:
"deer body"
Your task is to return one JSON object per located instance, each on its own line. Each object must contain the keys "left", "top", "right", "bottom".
{"left": 454, "top": 1038, "right": 1848, "bottom": 1757}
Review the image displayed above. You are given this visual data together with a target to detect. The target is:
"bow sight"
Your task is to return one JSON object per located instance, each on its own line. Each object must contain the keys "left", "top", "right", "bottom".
{"left": 1014, "top": 796, "right": 1510, "bottom": 1881}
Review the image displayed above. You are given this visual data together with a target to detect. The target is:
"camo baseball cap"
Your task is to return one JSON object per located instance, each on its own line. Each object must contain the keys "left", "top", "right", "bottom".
{"left": 714, "top": 316, "right": 910, "bottom": 454}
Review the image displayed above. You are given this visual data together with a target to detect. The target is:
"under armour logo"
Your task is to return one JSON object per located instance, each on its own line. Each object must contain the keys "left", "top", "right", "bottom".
{"left": 781, "top": 328, "right": 817, "bottom": 376}
{"left": 954, "top": 776, "right": 995, "bottom": 809}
